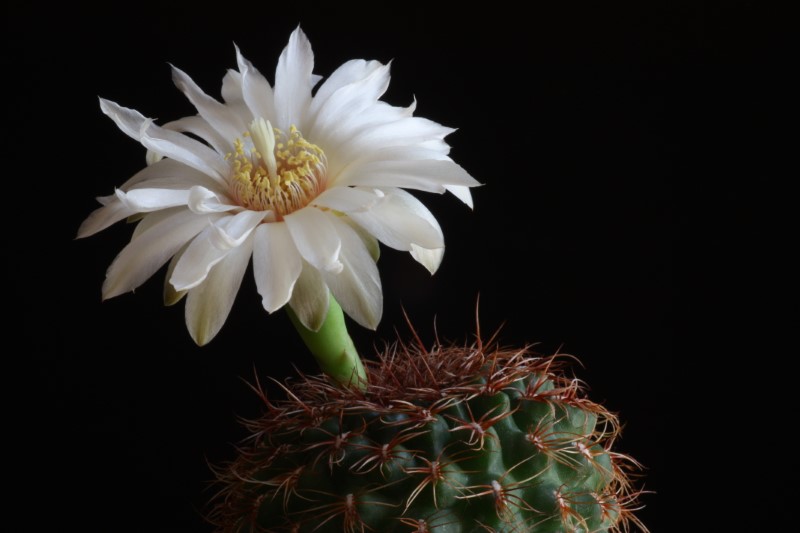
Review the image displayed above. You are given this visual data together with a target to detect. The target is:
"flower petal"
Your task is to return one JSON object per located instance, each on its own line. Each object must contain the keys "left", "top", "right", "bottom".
{"left": 289, "top": 261, "right": 330, "bottom": 332}
{"left": 170, "top": 210, "right": 266, "bottom": 291}
{"left": 114, "top": 188, "right": 190, "bottom": 212}
{"left": 185, "top": 234, "right": 253, "bottom": 345}
{"left": 252, "top": 222, "right": 302, "bottom": 313}
{"left": 77, "top": 200, "right": 137, "bottom": 238}
{"left": 335, "top": 115, "right": 453, "bottom": 153}
{"left": 118, "top": 158, "right": 222, "bottom": 193}
{"left": 99, "top": 98, "right": 229, "bottom": 184}
{"left": 187, "top": 186, "right": 239, "bottom": 214}
{"left": 159, "top": 115, "right": 231, "bottom": 155}
{"left": 308, "top": 62, "right": 391, "bottom": 138}
{"left": 273, "top": 27, "right": 315, "bottom": 129}
{"left": 131, "top": 206, "right": 184, "bottom": 240}
{"left": 321, "top": 216, "right": 382, "bottom": 330}
{"left": 323, "top": 115, "right": 455, "bottom": 174}
{"left": 235, "top": 45, "right": 275, "bottom": 124}
{"left": 284, "top": 207, "right": 343, "bottom": 274}
{"left": 119, "top": 158, "right": 185, "bottom": 190}
{"left": 98, "top": 97, "right": 146, "bottom": 139}
{"left": 333, "top": 159, "right": 479, "bottom": 193}
{"left": 102, "top": 209, "right": 213, "bottom": 299}
{"left": 139, "top": 124, "right": 230, "bottom": 184}
{"left": 171, "top": 65, "right": 247, "bottom": 141}
{"left": 328, "top": 145, "right": 450, "bottom": 187}
{"left": 221, "top": 69, "right": 243, "bottom": 103}
{"left": 337, "top": 145, "right": 450, "bottom": 168}
{"left": 346, "top": 188, "right": 443, "bottom": 251}
{"left": 207, "top": 211, "right": 264, "bottom": 250}
{"left": 169, "top": 226, "right": 222, "bottom": 291}
{"left": 410, "top": 244, "right": 444, "bottom": 274}
{"left": 444, "top": 184, "right": 474, "bottom": 208}
{"left": 311, "top": 186, "right": 383, "bottom": 213}
{"left": 310, "top": 59, "right": 384, "bottom": 114}
{"left": 340, "top": 218, "right": 380, "bottom": 262}
{"left": 163, "top": 242, "right": 189, "bottom": 306}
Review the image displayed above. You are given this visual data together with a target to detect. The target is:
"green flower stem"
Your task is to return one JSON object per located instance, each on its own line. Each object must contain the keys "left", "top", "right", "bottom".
{"left": 286, "top": 297, "right": 367, "bottom": 390}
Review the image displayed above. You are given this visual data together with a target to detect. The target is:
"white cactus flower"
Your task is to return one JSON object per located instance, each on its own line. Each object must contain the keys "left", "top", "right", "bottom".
{"left": 79, "top": 27, "right": 478, "bottom": 345}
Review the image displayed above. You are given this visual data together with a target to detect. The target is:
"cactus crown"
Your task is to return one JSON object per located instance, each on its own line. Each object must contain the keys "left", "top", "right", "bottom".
{"left": 211, "top": 333, "right": 647, "bottom": 532}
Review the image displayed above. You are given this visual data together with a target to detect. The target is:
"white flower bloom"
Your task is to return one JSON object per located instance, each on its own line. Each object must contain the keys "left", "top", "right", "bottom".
{"left": 79, "top": 27, "right": 479, "bottom": 345}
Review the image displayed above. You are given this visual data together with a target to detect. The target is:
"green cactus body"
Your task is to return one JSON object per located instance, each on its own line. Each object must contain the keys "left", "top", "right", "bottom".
{"left": 213, "top": 343, "right": 644, "bottom": 532}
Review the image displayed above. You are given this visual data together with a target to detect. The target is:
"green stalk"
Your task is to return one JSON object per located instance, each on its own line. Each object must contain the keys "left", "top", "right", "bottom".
{"left": 286, "top": 297, "right": 367, "bottom": 389}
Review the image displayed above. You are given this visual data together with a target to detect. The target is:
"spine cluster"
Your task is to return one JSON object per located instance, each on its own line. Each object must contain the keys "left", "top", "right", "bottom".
{"left": 211, "top": 337, "right": 646, "bottom": 532}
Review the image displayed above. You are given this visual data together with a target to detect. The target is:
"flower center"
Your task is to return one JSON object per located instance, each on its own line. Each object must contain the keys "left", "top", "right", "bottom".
{"left": 229, "top": 118, "right": 327, "bottom": 217}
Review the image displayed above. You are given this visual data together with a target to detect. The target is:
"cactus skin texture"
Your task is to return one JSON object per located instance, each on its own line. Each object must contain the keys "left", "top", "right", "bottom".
{"left": 212, "top": 339, "right": 646, "bottom": 532}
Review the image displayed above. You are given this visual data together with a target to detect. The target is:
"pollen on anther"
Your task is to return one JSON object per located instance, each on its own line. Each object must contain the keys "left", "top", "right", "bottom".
{"left": 229, "top": 118, "right": 327, "bottom": 217}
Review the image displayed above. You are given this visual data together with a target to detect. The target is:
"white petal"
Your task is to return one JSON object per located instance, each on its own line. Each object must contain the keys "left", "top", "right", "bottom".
{"left": 323, "top": 115, "right": 456, "bottom": 174}
{"left": 208, "top": 210, "right": 265, "bottom": 250}
{"left": 170, "top": 210, "right": 265, "bottom": 291}
{"left": 273, "top": 27, "right": 315, "bottom": 129}
{"left": 163, "top": 242, "right": 189, "bottom": 306}
{"left": 252, "top": 222, "right": 302, "bottom": 313}
{"left": 146, "top": 149, "right": 163, "bottom": 165}
{"left": 340, "top": 218, "right": 380, "bottom": 262}
{"left": 115, "top": 188, "right": 190, "bottom": 212}
{"left": 169, "top": 226, "right": 223, "bottom": 291}
{"left": 289, "top": 261, "right": 330, "bottom": 331}
{"left": 221, "top": 69, "right": 243, "bottom": 103}
{"left": 310, "top": 59, "right": 384, "bottom": 113}
{"left": 132, "top": 206, "right": 184, "bottom": 240}
{"left": 316, "top": 103, "right": 415, "bottom": 169}
{"left": 308, "top": 62, "right": 391, "bottom": 138}
{"left": 160, "top": 115, "right": 231, "bottom": 155}
{"left": 336, "top": 145, "right": 450, "bottom": 169}
{"left": 311, "top": 186, "right": 383, "bottom": 213}
{"left": 77, "top": 200, "right": 136, "bottom": 238}
{"left": 321, "top": 216, "right": 382, "bottom": 330}
{"left": 384, "top": 188, "right": 443, "bottom": 229}
{"left": 334, "top": 159, "right": 479, "bottom": 193}
{"left": 118, "top": 158, "right": 218, "bottom": 192}
{"left": 102, "top": 209, "right": 212, "bottom": 299}
{"left": 185, "top": 234, "right": 252, "bottom": 345}
{"left": 417, "top": 138, "right": 452, "bottom": 153}
{"left": 187, "top": 186, "right": 238, "bottom": 214}
{"left": 328, "top": 145, "right": 449, "bottom": 187}
{"left": 336, "top": 115, "right": 454, "bottom": 153}
{"left": 346, "top": 188, "right": 443, "bottom": 251}
{"left": 99, "top": 99, "right": 229, "bottom": 184}
{"left": 444, "top": 184, "right": 474, "bottom": 208}
{"left": 283, "top": 207, "right": 343, "bottom": 274}
{"left": 98, "top": 97, "right": 145, "bottom": 138}
{"left": 371, "top": 187, "right": 444, "bottom": 273}
{"left": 410, "top": 244, "right": 444, "bottom": 274}
{"left": 171, "top": 65, "right": 247, "bottom": 141}
{"left": 139, "top": 124, "right": 229, "bottom": 184}
{"left": 235, "top": 45, "right": 274, "bottom": 123}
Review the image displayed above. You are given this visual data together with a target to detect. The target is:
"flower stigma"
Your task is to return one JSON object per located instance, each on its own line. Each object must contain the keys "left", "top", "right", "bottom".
{"left": 229, "top": 117, "right": 327, "bottom": 217}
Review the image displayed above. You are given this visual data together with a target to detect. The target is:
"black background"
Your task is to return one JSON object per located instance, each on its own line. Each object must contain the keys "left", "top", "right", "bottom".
{"left": 10, "top": 1, "right": 770, "bottom": 531}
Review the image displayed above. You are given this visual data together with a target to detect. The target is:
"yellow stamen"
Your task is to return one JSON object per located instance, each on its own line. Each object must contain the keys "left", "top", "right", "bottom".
{"left": 229, "top": 119, "right": 327, "bottom": 217}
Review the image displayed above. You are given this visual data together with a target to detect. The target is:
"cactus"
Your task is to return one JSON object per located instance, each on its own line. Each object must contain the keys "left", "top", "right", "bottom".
{"left": 211, "top": 336, "right": 646, "bottom": 532}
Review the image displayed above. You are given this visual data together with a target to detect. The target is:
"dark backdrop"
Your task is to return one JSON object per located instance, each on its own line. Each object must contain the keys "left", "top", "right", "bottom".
{"left": 7, "top": 2, "right": 702, "bottom": 531}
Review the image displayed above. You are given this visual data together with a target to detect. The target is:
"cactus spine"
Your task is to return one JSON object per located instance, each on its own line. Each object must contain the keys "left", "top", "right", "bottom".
{"left": 212, "top": 338, "right": 646, "bottom": 532}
